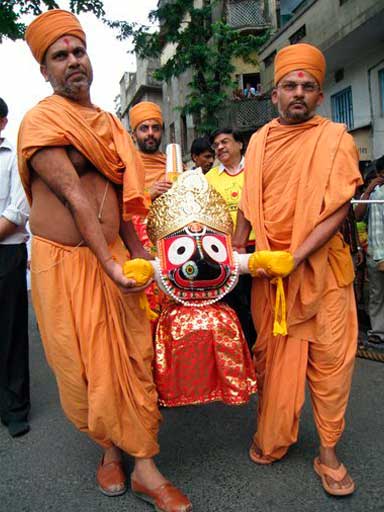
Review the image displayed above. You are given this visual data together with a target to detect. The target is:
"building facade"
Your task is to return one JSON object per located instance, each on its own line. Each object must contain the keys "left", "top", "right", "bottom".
{"left": 258, "top": 0, "right": 384, "bottom": 161}
{"left": 119, "top": 0, "right": 278, "bottom": 159}
{"left": 119, "top": 55, "right": 163, "bottom": 133}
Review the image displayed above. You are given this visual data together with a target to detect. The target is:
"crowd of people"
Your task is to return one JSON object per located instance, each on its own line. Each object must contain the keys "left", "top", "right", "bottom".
{"left": 1, "top": 7, "right": 382, "bottom": 512}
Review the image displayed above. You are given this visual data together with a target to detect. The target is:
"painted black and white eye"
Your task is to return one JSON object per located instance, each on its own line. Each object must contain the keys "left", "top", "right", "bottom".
{"left": 202, "top": 235, "right": 228, "bottom": 263}
{"left": 167, "top": 237, "right": 196, "bottom": 265}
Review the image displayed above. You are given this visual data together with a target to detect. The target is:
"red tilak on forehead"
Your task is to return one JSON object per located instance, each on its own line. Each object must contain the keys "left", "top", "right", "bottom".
{"left": 63, "top": 37, "right": 70, "bottom": 46}
{"left": 297, "top": 71, "right": 305, "bottom": 78}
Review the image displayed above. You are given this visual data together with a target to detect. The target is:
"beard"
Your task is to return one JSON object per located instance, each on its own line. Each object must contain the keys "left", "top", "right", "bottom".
{"left": 281, "top": 101, "right": 315, "bottom": 123}
{"left": 49, "top": 71, "right": 93, "bottom": 101}
{"left": 137, "top": 136, "right": 161, "bottom": 153}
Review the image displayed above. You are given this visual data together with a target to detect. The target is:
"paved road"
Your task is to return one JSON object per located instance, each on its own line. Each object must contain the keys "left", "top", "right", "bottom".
{"left": 1, "top": 304, "right": 383, "bottom": 512}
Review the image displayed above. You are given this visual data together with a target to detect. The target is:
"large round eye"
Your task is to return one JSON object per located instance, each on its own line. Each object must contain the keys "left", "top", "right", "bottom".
{"left": 167, "top": 237, "right": 195, "bottom": 265}
{"left": 202, "top": 235, "right": 228, "bottom": 263}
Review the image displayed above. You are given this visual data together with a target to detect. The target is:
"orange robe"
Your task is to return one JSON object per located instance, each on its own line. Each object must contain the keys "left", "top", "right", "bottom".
{"left": 18, "top": 94, "right": 146, "bottom": 220}
{"left": 132, "top": 151, "right": 167, "bottom": 323}
{"left": 241, "top": 115, "right": 362, "bottom": 459}
{"left": 31, "top": 236, "right": 160, "bottom": 456}
{"left": 18, "top": 95, "right": 160, "bottom": 457}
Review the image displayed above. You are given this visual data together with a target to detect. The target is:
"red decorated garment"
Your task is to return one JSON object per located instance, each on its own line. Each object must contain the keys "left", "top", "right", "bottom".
{"left": 154, "top": 302, "right": 257, "bottom": 407}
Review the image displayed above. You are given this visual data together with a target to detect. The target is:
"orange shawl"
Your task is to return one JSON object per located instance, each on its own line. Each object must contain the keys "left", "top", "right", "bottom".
{"left": 17, "top": 94, "right": 147, "bottom": 220}
{"left": 139, "top": 151, "right": 167, "bottom": 190}
{"left": 241, "top": 115, "right": 362, "bottom": 336}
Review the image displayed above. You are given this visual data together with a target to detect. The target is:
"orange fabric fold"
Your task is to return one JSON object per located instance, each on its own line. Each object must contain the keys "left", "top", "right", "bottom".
{"left": 139, "top": 151, "right": 167, "bottom": 191}
{"left": 17, "top": 94, "right": 147, "bottom": 220}
{"left": 241, "top": 115, "right": 362, "bottom": 337}
{"left": 31, "top": 235, "right": 161, "bottom": 457}
{"left": 241, "top": 115, "right": 362, "bottom": 458}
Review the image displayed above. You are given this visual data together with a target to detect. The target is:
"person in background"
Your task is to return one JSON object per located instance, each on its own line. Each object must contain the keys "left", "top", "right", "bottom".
{"left": 129, "top": 102, "right": 171, "bottom": 326}
{"left": 355, "top": 155, "right": 384, "bottom": 345}
{"left": 190, "top": 136, "right": 215, "bottom": 174}
{"left": 0, "top": 97, "right": 30, "bottom": 438}
{"left": 243, "top": 83, "right": 256, "bottom": 98}
{"left": 130, "top": 101, "right": 171, "bottom": 202}
{"left": 206, "top": 128, "right": 256, "bottom": 350}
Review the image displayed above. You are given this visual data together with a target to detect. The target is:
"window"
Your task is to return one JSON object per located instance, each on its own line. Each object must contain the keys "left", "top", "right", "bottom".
{"left": 289, "top": 25, "right": 306, "bottom": 45}
{"left": 379, "top": 69, "right": 384, "bottom": 116}
{"left": 263, "top": 50, "right": 276, "bottom": 68}
{"left": 331, "top": 87, "right": 354, "bottom": 130}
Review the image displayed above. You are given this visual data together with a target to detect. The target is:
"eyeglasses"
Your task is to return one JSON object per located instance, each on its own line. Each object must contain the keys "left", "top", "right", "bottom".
{"left": 278, "top": 81, "right": 319, "bottom": 93}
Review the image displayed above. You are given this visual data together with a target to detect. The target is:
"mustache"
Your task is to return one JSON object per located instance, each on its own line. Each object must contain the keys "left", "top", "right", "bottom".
{"left": 289, "top": 100, "right": 307, "bottom": 107}
{"left": 66, "top": 69, "right": 86, "bottom": 79}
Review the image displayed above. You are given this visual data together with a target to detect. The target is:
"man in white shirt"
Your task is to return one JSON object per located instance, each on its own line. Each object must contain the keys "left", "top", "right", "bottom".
{"left": 0, "top": 97, "right": 30, "bottom": 437}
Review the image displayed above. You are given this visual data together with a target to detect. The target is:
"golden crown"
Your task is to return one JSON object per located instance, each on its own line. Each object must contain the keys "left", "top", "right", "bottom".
{"left": 147, "top": 168, "right": 233, "bottom": 243}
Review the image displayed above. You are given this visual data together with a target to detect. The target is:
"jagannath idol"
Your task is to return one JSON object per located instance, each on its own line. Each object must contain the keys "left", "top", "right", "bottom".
{"left": 123, "top": 168, "right": 294, "bottom": 407}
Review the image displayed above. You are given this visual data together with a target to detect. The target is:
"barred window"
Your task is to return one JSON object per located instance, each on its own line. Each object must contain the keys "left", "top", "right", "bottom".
{"left": 331, "top": 86, "right": 354, "bottom": 130}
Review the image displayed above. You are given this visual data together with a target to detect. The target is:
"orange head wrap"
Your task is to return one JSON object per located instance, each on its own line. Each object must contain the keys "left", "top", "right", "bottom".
{"left": 25, "top": 9, "right": 86, "bottom": 64}
{"left": 274, "top": 43, "right": 326, "bottom": 86}
{"left": 129, "top": 101, "right": 163, "bottom": 131}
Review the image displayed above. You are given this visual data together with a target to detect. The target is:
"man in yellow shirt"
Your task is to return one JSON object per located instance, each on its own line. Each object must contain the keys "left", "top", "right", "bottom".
{"left": 206, "top": 128, "right": 256, "bottom": 348}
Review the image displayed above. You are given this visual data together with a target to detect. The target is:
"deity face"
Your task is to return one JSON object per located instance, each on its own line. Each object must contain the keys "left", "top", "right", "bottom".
{"left": 157, "top": 222, "right": 237, "bottom": 304}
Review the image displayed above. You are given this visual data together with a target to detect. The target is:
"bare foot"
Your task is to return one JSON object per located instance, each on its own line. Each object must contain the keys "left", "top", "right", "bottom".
{"left": 249, "top": 442, "right": 274, "bottom": 465}
{"left": 318, "top": 446, "right": 354, "bottom": 493}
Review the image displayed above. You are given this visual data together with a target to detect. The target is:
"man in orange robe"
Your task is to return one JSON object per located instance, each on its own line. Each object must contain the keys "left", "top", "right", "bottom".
{"left": 18, "top": 10, "right": 191, "bottom": 512}
{"left": 129, "top": 102, "right": 171, "bottom": 322}
{"left": 233, "top": 43, "right": 362, "bottom": 496}
{"left": 129, "top": 101, "right": 170, "bottom": 201}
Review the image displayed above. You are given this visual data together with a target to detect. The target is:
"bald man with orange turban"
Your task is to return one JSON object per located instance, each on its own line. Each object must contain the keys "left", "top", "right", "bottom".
{"left": 18, "top": 9, "right": 191, "bottom": 512}
{"left": 233, "top": 43, "right": 362, "bottom": 496}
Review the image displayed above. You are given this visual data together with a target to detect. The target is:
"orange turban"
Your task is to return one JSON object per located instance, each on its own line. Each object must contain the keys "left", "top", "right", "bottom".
{"left": 129, "top": 102, "right": 163, "bottom": 131}
{"left": 25, "top": 9, "right": 86, "bottom": 64}
{"left": 274, "top": 43, "right": 326, "bottom": 86}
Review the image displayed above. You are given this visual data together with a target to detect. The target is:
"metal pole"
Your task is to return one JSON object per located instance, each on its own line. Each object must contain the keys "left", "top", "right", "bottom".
{"left": 351, "top": 199, "right": 384, "bottom": 204}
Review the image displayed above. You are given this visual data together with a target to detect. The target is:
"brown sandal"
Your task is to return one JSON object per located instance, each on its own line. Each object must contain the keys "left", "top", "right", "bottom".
{"left": 313, "top": 456, "right": 355, "bottom": 496}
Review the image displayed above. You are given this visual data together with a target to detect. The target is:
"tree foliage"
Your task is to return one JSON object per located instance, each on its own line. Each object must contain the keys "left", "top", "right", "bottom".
{"left": 0, "top": 0, "right": 105, "bottom": 42}
{"left": 109, "top": 0, "right": 270, "bottom": 133}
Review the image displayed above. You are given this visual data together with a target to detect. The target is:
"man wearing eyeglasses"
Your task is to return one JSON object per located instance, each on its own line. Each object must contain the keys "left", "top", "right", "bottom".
{"left": 206, "top": 128, "right": 256, "bottom": 350}
{"left": 233, "top": 43, "right": 362, "bottom": 496}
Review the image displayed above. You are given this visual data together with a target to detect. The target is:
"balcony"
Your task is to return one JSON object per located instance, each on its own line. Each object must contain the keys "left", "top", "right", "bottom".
{"left": 219, "top": 97, "right": 276, "bottom": 132}
{"left": 226, "top": 0, "right": 271, "bottom": 31}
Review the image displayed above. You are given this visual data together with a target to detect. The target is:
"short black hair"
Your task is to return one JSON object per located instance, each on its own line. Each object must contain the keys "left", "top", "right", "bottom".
{"left": 209, "top": 127, "right": 243, "bottom": 146}
{"left": 190, "top": 136, "right": 214, "bottom": 156}
{"left": 0, "top": 98, "right": 8, "bottom": 118}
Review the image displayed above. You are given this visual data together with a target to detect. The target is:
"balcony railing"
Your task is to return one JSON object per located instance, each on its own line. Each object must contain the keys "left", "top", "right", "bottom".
{"left": 226, "top": 0, "right": 271, "bottom": 30}
{"left": 219, "top": 97, "right": 276, "bottom": 131}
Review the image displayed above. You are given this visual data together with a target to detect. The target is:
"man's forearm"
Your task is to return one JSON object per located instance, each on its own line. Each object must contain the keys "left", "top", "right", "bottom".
{"left": 120, "top": 219, "right": 151, "bottom": 259}
{"left": 0, "top": 216, "right": 18, "bottom": 241}
{"left": 294, "top": 202, "right": 350, "bottom": 267}
{"left": 232, "top": 208, "right": 252, "bottom": 249}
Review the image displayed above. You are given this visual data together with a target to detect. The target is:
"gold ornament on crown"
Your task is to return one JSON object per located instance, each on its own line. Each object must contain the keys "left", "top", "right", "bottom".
{"left": 147, "top": 168, "right": 234, "bottom": 243}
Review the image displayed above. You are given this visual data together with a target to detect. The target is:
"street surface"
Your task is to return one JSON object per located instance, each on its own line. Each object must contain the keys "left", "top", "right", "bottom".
{"left": 1, "top": 303, "right": 383, "bottom": 512}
